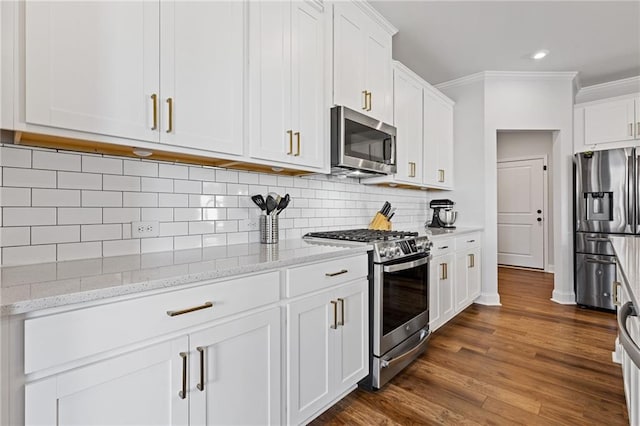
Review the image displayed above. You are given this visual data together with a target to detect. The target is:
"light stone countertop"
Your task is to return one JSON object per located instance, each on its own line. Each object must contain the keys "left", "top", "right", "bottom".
{"left": 0, "top": 239, "right": 371, "bottom": 316}
{"left": 609, "top": 235, "right": 639, "bottom": 309}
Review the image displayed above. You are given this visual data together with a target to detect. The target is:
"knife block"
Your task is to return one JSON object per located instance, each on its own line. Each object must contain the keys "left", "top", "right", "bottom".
{"left": 368, "top": 212, "right": 391, "bottom": 231}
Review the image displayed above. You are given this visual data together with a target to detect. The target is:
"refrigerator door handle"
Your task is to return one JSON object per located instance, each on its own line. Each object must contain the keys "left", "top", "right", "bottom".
{"left": 628, "top": 154, "right": 634, "bottom": 229}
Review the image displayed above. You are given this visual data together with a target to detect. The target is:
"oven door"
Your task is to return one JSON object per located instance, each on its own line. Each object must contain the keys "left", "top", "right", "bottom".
{"left": 373, "top": 254, "right": 430, "bottom": 356}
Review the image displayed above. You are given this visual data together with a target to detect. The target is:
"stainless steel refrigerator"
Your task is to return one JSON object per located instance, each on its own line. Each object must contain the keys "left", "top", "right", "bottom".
{"left": 574, "top": 148, "right": 637, "bottom": 310}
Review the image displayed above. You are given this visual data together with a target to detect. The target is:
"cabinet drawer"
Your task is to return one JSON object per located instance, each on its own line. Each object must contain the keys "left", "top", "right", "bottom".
{"left": 431, "top": 239, "right": 455, "bottom": 257}
{"left": 24, "top": 271, "right": 280, "bottom": 374}
{"left": 285, "top": 254, "right": 368, "bottom": 298}
{"left": 456, "top": 233, "right": 481, "bottom": 250}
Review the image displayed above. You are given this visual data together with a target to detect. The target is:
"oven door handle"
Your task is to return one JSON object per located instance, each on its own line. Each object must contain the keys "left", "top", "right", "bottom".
{"left": 381, "top": 329, "right": 431, "bottom": 369}
{"left": 383, "top": 256, "right": 429, "bottom": 273}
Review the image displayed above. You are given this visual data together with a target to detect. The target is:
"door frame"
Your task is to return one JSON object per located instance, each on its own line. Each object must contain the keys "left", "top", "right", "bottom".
{"left": 497, "top": 154, "right": 550, "bottom": 272}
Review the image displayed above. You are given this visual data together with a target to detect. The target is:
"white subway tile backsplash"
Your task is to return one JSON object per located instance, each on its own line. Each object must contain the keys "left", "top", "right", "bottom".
{"left": 32, "top": 189, "right": 80, "bottom": 207}
{"left": 215, "top": 220, "right": 238, "bottom": 233}
{"left": 159, "top": 163, "right": 189, "bottom": 179}
{"left": 82, "top": 155, "right": 122, "bottom": 175}
{"left": 0, "top": 188, "right": 31, "bottom": 206}
{"left": 141, "top": 237, "right": 173, "bottom": 253}
{"left": 103, "top": 239, "right": 140, "bottom": 257}
{"left": 159, "top": 221, "right": 188, "bottom": 237}
{"left": 141, "top": 208, "right": 173, "bottom": 222}
{"left": 238, "top": 172, "right": 260, "bottom": 185}
{"left": 31, "top": 225, "right": 80, "bottom": 244}
{"left": 3, "top": 168, "right": 55, "bottom": 188}
{"left": 227, "top": 232, "right": 248, "bottom": 245}
{"left": 189, "top": 195, "right": 216, "bottom": 208}
{"left": 0, "top": 147, "right": 31, "bottom": 168}
{"left": 189, "top": 221, "right": 216, "bottom": 235}
{"left": 174, "top": 179, "right": 202, "bottom": 194}
{"left": 33, "top": 151, "right": 80, "bottom": 171}
{"left": 203, "top": 233, "right": 227, "bottom": 247}
{"left": 216, "top": 170, "right": 238, "bottom": 183}
{"left": 203, "top": 208, "right": 226, "bottom": 221}
{"left": 227, "top": 208, "right": 248, "bottom": 220}
{"left": 123, "top": 160, "right": 158, "bottom": 177}
{"left": 0, "top": 227, "right": 30, "bottom": 247}
{"left": 82, "top": 190, "right": 122, "bottom": 207}
{"left": 159, "top": 193, "right": 189, "bottom": 207}
{"left": 226, "top": 183, "right": 249, "bottom": 196}
{"left": 189, "top": 167, "right": 216, "bottom": 182}
{"left": 202, "top": 182, "right": 227, "bottom": 195}
{"left": 142, "top": 177, "right": 173, "bottom": 193}
{"left": 58, "top": 242, "right": 102, "bottom": 261}
{"left": 58, "top": 171, "right": 102, "bottom": 190}
{"left": 174, "top": 208, "right": 202, "bottom": 221}
{"left": 103, "top": 175, "right": 140, "bottom": 192}
{"left": 123, "top": 192, "right": 158, "bottom": 207}
{"left": 174, "top": 235, "right": 202, "bottom": 250}
{"left": 58, "top": 208, "right": 102, "bottom": 225}
{"left": 259, "top": 174, "right": 278, "bottom": 186}
{"left": 3, "top": 208, "right": 56, "bottom": 226}
{"left": 215, "top": 195, "right": 238, "bottom": 208}
{"left": 103, "top": 208, "right": 141, "bottom": 224}
{"left": 81, "top": 224, "right": 122, "bottom": 241}
{"left": 2, "top": 244, "right": 56, "bottom": 266}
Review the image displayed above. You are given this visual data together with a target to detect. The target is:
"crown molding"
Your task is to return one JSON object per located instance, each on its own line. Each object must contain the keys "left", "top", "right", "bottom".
{"left": 352, "top": 0, "right": 398, "bottom": 35}
{"left": 575, "top": 75, "right": 640, "bottom": 104}
{"left": 435, "top": 72, "right": 485, "bottom": 90}
{"left": 483, "top": 71, "right": 578, "bottom": 80}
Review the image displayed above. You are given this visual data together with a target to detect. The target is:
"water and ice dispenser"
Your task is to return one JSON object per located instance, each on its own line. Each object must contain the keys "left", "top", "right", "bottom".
{"left": 584, "top": 192, "right": 614, "bottom": 221}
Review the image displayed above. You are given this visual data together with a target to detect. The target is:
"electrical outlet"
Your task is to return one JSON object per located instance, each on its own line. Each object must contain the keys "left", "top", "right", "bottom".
{"left": 247, "top": 220, "right": 259, "bottom": 230}
{"left": 131, "top": 221, "right": 159, "bottom": 238}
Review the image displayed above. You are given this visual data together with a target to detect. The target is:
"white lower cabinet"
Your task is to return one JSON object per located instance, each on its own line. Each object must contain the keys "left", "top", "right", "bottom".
{"left": 26, "top": 336, "right": 190, "bottom": 426}
{"left": 429, "top": 253, "right": 455, "bottom": 332}
{"left": 455, "top": 247, "right": 481, "bottom": 312}
{"left": 286, "top": 279, "right": 368, "bottom": 425}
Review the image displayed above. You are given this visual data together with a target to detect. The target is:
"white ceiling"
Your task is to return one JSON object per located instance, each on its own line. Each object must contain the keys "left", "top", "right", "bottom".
{"left": 370, "top": 1, "right": 640, "bottom": 88}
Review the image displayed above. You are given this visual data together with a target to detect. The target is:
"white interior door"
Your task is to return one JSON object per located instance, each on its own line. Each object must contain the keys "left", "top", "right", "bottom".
{"left": 497, "top": 158, "right": 545, "bottom": 269}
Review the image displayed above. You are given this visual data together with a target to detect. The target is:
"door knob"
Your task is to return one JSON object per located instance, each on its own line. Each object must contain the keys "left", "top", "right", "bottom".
{"left": 537, "top": 209, "right": 542, "bottom": 214}
{"left": 537, "top": 217, "right": 542, "bottom": 222}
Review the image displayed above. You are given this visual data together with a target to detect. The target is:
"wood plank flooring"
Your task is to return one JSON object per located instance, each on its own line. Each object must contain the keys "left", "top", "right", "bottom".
{"left": 312, "top": 267, "right": 628, "bottom": 425}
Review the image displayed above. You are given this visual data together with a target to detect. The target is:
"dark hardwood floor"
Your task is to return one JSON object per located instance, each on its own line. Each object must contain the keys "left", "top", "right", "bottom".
{"left": 312, "top": 267, "right": 628, "bottom": 425}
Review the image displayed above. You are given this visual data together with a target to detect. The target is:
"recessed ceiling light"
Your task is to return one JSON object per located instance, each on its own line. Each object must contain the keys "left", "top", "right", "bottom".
{"left": 531, "top": 49, "right": 549, "bottom": 60}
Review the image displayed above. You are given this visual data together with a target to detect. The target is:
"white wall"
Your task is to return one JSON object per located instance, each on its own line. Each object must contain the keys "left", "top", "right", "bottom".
{"left": 438, "top": 71, "right": 576, "bottom": 306}
{"left": 497, "top": 130, "right": 554, "bottom": 271}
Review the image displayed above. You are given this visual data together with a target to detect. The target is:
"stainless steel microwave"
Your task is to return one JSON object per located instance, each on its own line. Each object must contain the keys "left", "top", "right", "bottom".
{"left": 330, "top": 106, "right": 396, "bottom": 177}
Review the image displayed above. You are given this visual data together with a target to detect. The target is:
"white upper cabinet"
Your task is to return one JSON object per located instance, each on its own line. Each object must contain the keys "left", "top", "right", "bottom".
{"left": 423, "top": 88, "right": 454, "bottom": 189}
{"left": 393, "top": 65, "right": 423, "bottom": 184}
{"left": 576, "top": 94, "right": 640, "bottom": 152}
{"left": 25, "top": 2, "right": 160, "bottom": 143}
{"left": 249, "top": 0, "right": 324, "bottom": 169}
{"left": 160, "top": 1, "right": 245, "bottom": 155}
{"left": 333, "top": 1, "right": 395, "bottom": 124}
{"left": 24, "top": 1, "right": 245, "bottom": 156}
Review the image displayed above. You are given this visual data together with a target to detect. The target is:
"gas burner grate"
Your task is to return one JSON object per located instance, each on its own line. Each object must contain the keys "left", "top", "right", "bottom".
{"left": 304, "top": 229, "right": 419, "bottom": 243}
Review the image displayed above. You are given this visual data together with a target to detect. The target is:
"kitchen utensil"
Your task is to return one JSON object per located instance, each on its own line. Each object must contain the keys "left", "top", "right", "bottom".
{"left": 380, "top": 201, "right": 391, "bottom": 217}
{"left": 276, "top": 194, "right": 290, "bottom": 215}
{"left": 251, "top": 194, "right": 267, "bottom": 211}
{"left": 260, "top": 215, "right": 279, "bottom": 244}
{"left": 265, "top": 195, "right": 278, "bottom": 215}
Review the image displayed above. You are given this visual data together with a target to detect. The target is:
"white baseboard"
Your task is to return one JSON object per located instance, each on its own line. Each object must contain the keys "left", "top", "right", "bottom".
{"left": 474, "top": 292, "right": 501, "bottom": 306}
{"left": 551, "top": 289, "right": 576, "bottom": 305}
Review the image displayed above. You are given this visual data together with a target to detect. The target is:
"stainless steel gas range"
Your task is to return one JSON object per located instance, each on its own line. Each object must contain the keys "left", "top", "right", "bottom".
{"left": 303, "top": 229, "right": 432, "bottom": 389}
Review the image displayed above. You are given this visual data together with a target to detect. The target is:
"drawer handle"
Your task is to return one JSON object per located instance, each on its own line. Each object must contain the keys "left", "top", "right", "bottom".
{"left": 326, "top": 269, "right": 348, "bottom": 277}
{"left": 467, "top": 239, "right": 475, "bottom": 243}
{"left": 438, "top": 246, "right": 449, "bottom": 250}
{"left": 585, "top": 237, "right": 610, "bottom": 242}
{"left": 337, "top": 298, "right": 345, "bottom": 326}
{"left": 196, "top": 346, "right": 205, "bottom": 391}
{"left": 179, "top": 352, "right": 187, "bottom": 399}
{"left": 585, "top": 258, "right": 616, "bottom": 265}
{"left": 167, "top": 301, "right": 213, "bottom": 317}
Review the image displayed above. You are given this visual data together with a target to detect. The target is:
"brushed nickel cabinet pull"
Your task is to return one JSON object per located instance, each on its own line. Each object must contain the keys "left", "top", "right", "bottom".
{"left": 366, "top": 91, "right": 372, "bottom": 111}
{"left": 196, "top": 347, "right": 205, "bottom": 391}
{"left": 287, "top": 130, "right": 293, "bottom": 155}
{"left": 167, "top": 301, "right": 213, "bottom": 317}
{"left": 150, "top": 94, "right": 158, "bottom": 130}
{"left": 295, "top": 131, "right": 301, "bottom": 156}
{"left": 440, "top": 263, "right": 446, "bottom": 280}
{"left": 331, "top": 300, "right": 338, "bottom": 329}
{"left": 326, "top": 269, "right": 348, "bottom": 277}
{"left": 166, "top": 97, "right": 174, "bottom": 133}
{"left": 337, "top": 298, "right": 345, "bottom": 326}
{"left": 438, "top": 169, "right": 445, "bottom": 183}
{"left": 179, "top": 352, "right": 187, "bottom": 399}
{"left": 469, "top": 254, "right": 475, "bottom": 268}
{"left": 613, "top": 281, "right": 621, "bottom": 306}
{"left": 630, "top": 123, "right": 634, "bottom": 137}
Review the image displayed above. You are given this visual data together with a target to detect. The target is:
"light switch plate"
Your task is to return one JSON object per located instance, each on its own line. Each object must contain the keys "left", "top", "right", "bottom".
{"left": 131, "top": 221, "right": 159, "bottom": 238}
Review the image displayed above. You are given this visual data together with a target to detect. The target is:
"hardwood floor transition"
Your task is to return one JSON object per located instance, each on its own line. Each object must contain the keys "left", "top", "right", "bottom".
{"left": 312, "top": 267, "right": 628, "bottom": 425}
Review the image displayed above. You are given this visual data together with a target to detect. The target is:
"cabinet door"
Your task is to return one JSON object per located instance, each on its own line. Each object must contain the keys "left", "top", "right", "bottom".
{"left": 25, "top": 1, "right": 159, "bottom": 142}
{"left": 429, "top": 256, "right": 443, "bottom": 331}
{"left": 25, "top": 337, "right": 189, "bottom": 426}
{"left": 333, "top": 2, "right": 366, "bottom": 112}
{"left": 584, "top": 98, "right": 636, "bottom": 145}
{"left": 423, "top": 91, "right": 454, "bottom": 188}
{"left": 290, "top": 0, "right": 325, "bottom": 168}
{"left": 393, "top": 68, "right": 423, "bottom": 184}
{"left": 454, "top": 251, "right": 470, "bottom": 312}
{"left": 161, "top": 1, "right": 245, "bottom": 155}
{"left": 190, "top": 308, "right": 281, "bottom": 426}
{"left": 364, "top": 26, "right": 393, "bottom": 124}
{"left": 334, "top": 280, "right": 368, "bottom": 395}
{"left": 287, "top": 290, "right": 334, "bottom": 425}
{"left": 636, "top": 97, "right": 640, "bottom": 140}
{"left": 468, "top": 248, "right": 482, "bottom": 300}
{"left": 248, "top": 1, "right": 292, "bottom": 163}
